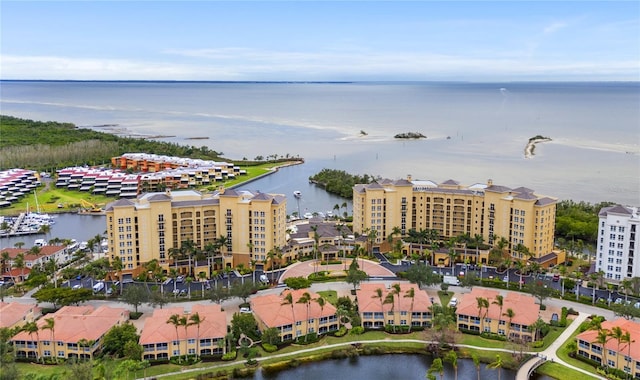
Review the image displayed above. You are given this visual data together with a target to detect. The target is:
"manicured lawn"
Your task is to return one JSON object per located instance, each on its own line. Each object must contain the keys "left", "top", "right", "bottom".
{"left": 438, "top": 290, "right": 453, "bottom": 306}
{"left": 316, "top": 290, "right": 338, "bottom": 305}
{"left": 533, "top": 322, "right": 569, "bottom": 352}
{"left": 15, "top": 362, "right": 68, "bottom": 378}
{"left": 554, "top": 322, "right": 601, "bottom": 375}
{"left": 536, "top": 362, "right": 600, "bottom": 380}
{"left": 458, "top": 333, "right": 509, "bottom": 349}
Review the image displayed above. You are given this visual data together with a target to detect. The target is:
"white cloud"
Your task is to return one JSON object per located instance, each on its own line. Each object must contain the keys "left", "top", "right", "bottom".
{"left": 1, "top": 51, "right": 638, "bottom": 81}
{"left": 543, "top": 21, "right": 568, "bottom": 35}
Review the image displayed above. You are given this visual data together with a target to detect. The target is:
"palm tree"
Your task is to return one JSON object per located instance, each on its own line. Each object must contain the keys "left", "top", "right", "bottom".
{"left": 404, "top": 287, "right": 415, "bottom": 332}
{"left": 446, "top": 238, "right": 457, "bottom": 268}
{"left": 41, "top": 317, "right": 56, "bottom": 362}
{"left": 383, "top": 292, "right": 395, "bottom": 332}
{"left": 23, "top": 320, "right": 40, "bottom": 361}
{"left": 296, "top": 292, "right": 312, "bottom": 341}
{"left": 529, "top": 317, "right": 546, "bottom": 342}
{"left": 472, "top": 234, "right": 484, "bottom": 265}
{"left": 472, "top": 353, "right": 481, "bottom": 380}
{"left": 476, "top": 296, "right": 489, "bottom": 333}
{"left": 503, "top": 308, "right": 515, "bottom": 340}
{"left": 620, "top": 278, "right": 633, "bottom": 303}
{"left": 198, "top": 272, "right": 207, "bottom": 298}
{"left": 13, "top": 253, "right": 25, "bottom": 291}
{"left": 514, "top": 260, "right": 526, "bottom": 290}
{"left": 487, "top": 354, "right": 503, "bottom": 380}
{"left": 314, "top": 296, "right": 326, "bottom": 334}
{"left": 266, "top": 249, "right": 277, "bottom": 281}
{"left": 112, "top": 256, "right": 124, "bottom": 294}
{"left": 608, "top": 326, "right": 625, "bottom": 369}
{"left": 311, "top": 225, "right": 320, "bottom": 273}
{"left": 372, "top": 288, "right": 385, "bottom": 328}
{"left": 188, "top": 312, "right": 205, "bottom": 359}
{"left": 281, "top": 292, "right": 296, "bottom": 338}
{"left": 492, "top": 295, "right": 504, "bottom": 332}
{"left": 445, "top": 350, "right": 458, "bottom": 380}
{"left": 429, "top": 357, "right": 444, "bottom": 380}
{"left": 594, "top": 328, "right": 611, "bottom": 368}
{"left": 621, "top": 330, "right": 634, "bottom": 380}
{"left": 166, "top": 314, "right": 182, "bottom": 363}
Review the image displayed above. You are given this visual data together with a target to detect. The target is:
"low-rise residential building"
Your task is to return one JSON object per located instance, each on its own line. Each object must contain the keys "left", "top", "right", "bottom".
{"left": 0, "top": 302, "right": 41, "bottom": 329}
{"left": 250, "top": 289, "right": 338, "bottom": 341}
{"left": 456, "top": 288, "right": 540, "bottom": 342}
{"left": 356, "top": 283, "right": 433, "bottom": 329}
{"left": 11, "top": 305, "right": 129, "bottom": 360}
{"left": 283, "top": 220, "right": 358, "bottom": 264}
{"left": 576, "top": 318, "right": 640, "bottom": 378}
{"left": 139, "top": 304, "right": 227, "bottom": 360}
{"left": 1, "top": 245, "right": 73, "bottom": 274}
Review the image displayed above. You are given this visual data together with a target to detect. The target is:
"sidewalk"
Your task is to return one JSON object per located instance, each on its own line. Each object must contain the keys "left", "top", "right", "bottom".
{"left": 515, "top": 312, "right": 605, "bottom": 380}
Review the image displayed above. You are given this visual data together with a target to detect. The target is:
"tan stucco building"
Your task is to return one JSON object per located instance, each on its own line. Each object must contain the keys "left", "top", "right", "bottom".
{"left": 352, "top": 177, "right": 557, "bottom": 261}
{"left": 104, "top": 189, "right": 287, "bottom": 275}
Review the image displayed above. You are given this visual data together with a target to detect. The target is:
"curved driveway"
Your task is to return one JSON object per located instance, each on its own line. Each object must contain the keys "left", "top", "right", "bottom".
{"left": 278, "top": 259, "right": 396, "bottom": 283}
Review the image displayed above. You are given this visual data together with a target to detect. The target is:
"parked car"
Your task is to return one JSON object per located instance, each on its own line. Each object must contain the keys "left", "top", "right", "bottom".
{"left": 72, "top": 284, "right": 82, "bottom": 289}
{"left": 176, "top": 275, "right": 184, "bottom": 283}
{"left": 448, "top": 298, "right": 458, "bottom": 307}
{"left": 552, "top": 274, "right": 560, "bottom": 282}
{"left": 240, "top": 307, "right": 252, "bottom": 313}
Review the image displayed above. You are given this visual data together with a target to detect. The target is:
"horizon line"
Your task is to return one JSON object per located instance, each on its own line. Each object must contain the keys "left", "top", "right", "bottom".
{"left": 1, "top": 79, "right": 639, "bottom": 84}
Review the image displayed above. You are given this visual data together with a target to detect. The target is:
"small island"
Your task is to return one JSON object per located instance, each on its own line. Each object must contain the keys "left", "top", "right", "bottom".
{"left": 525, "top": 135, "right": 552, "bottom": 158}
{"left": 394, "top": 132, "right": 426, "bottom": 139}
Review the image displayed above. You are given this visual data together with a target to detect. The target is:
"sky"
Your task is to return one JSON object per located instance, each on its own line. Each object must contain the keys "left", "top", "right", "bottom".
{"left": 1, "top": 1, "right": 639, "bottom": 81}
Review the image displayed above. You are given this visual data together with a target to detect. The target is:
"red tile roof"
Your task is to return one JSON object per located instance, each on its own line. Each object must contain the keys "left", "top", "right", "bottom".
{"left": 250, "top": 289, "right": 337, "bottom": 328}
{"left": 576, "top": 318, "right": 640, "bottom": 361}
{"left": 456, "top": 288, "right": 539, "bottom": 326}
{"left": 0, "top": 302, "right": 40, "bottom": 328}
{"left": 139, "top": 304, "right": 227, "bottom": 345}
{"left": 12, "top": 305, "right": 128, "bottom": 343}
{"left": 356, "top": 283, "right": 432, "bottom": 313}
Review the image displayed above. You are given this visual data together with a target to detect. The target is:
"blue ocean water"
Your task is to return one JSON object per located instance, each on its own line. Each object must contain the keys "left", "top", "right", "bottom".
{"left": 1, "top": 81, "right": 638, "bottom": 205}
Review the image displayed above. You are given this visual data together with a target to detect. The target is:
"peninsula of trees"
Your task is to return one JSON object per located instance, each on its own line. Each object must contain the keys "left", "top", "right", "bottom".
{"left": 394, "top": 132, "right": 426, "bottom": 139}
{"left": 308, "top": 169, "right": 377, "bottom": 198}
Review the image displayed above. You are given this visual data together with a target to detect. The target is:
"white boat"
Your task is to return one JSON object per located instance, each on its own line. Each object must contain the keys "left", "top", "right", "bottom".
{"left": 293, "top": 191, "right": 302, "bottom": 199}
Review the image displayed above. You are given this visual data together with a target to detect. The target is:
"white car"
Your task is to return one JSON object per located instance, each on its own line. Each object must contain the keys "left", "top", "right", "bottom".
{"left": 448, "top": 298, "right": 458, "bottom": 307}
{"left": 72, "top": 284, "right": 82, "bottom": 289}
{"left": 240, "top": 307, "right": 252, "bottom": 313}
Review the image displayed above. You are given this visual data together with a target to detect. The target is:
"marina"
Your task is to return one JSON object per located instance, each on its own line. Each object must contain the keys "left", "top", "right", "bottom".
{"left": 0, "top": 211, "right": 56, "bottom": 238}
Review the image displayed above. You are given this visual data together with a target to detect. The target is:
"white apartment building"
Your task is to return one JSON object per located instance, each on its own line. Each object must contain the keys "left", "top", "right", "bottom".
{"left": 596, "top": 205, "right": 640, "bottom": 281}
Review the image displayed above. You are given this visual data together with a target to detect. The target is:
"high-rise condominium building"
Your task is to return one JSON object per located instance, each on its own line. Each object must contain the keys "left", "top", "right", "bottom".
{"left": 596, "top": 205, "right": 640, "bottom": 281}
{"left": 104, "top": 189, "right": 287, "bottom": 275}
{"left": 352, "top": 177, "right": 557, "bottom": 259}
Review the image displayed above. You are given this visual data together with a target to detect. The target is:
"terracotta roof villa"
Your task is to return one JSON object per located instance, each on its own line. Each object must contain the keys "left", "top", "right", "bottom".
{"left": 11, "top": 305, "right": 129, "bottom": 360}
{"left": 356, "top": 283, "right": 433, "bottom": 329}
{"left": 576, "top": 318, "right": 640, "bottom": 377}
{"left": 456, "top": 288, "right": 540, "bottom": 342}
{"left": 0, "top": 302, "right": 41, "bottom": 329}
{"left": 250, "top": 289, "right": 338, "bottom": 341}
{"left": 139, "top": 304, "right": 227, "bottom": 360}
